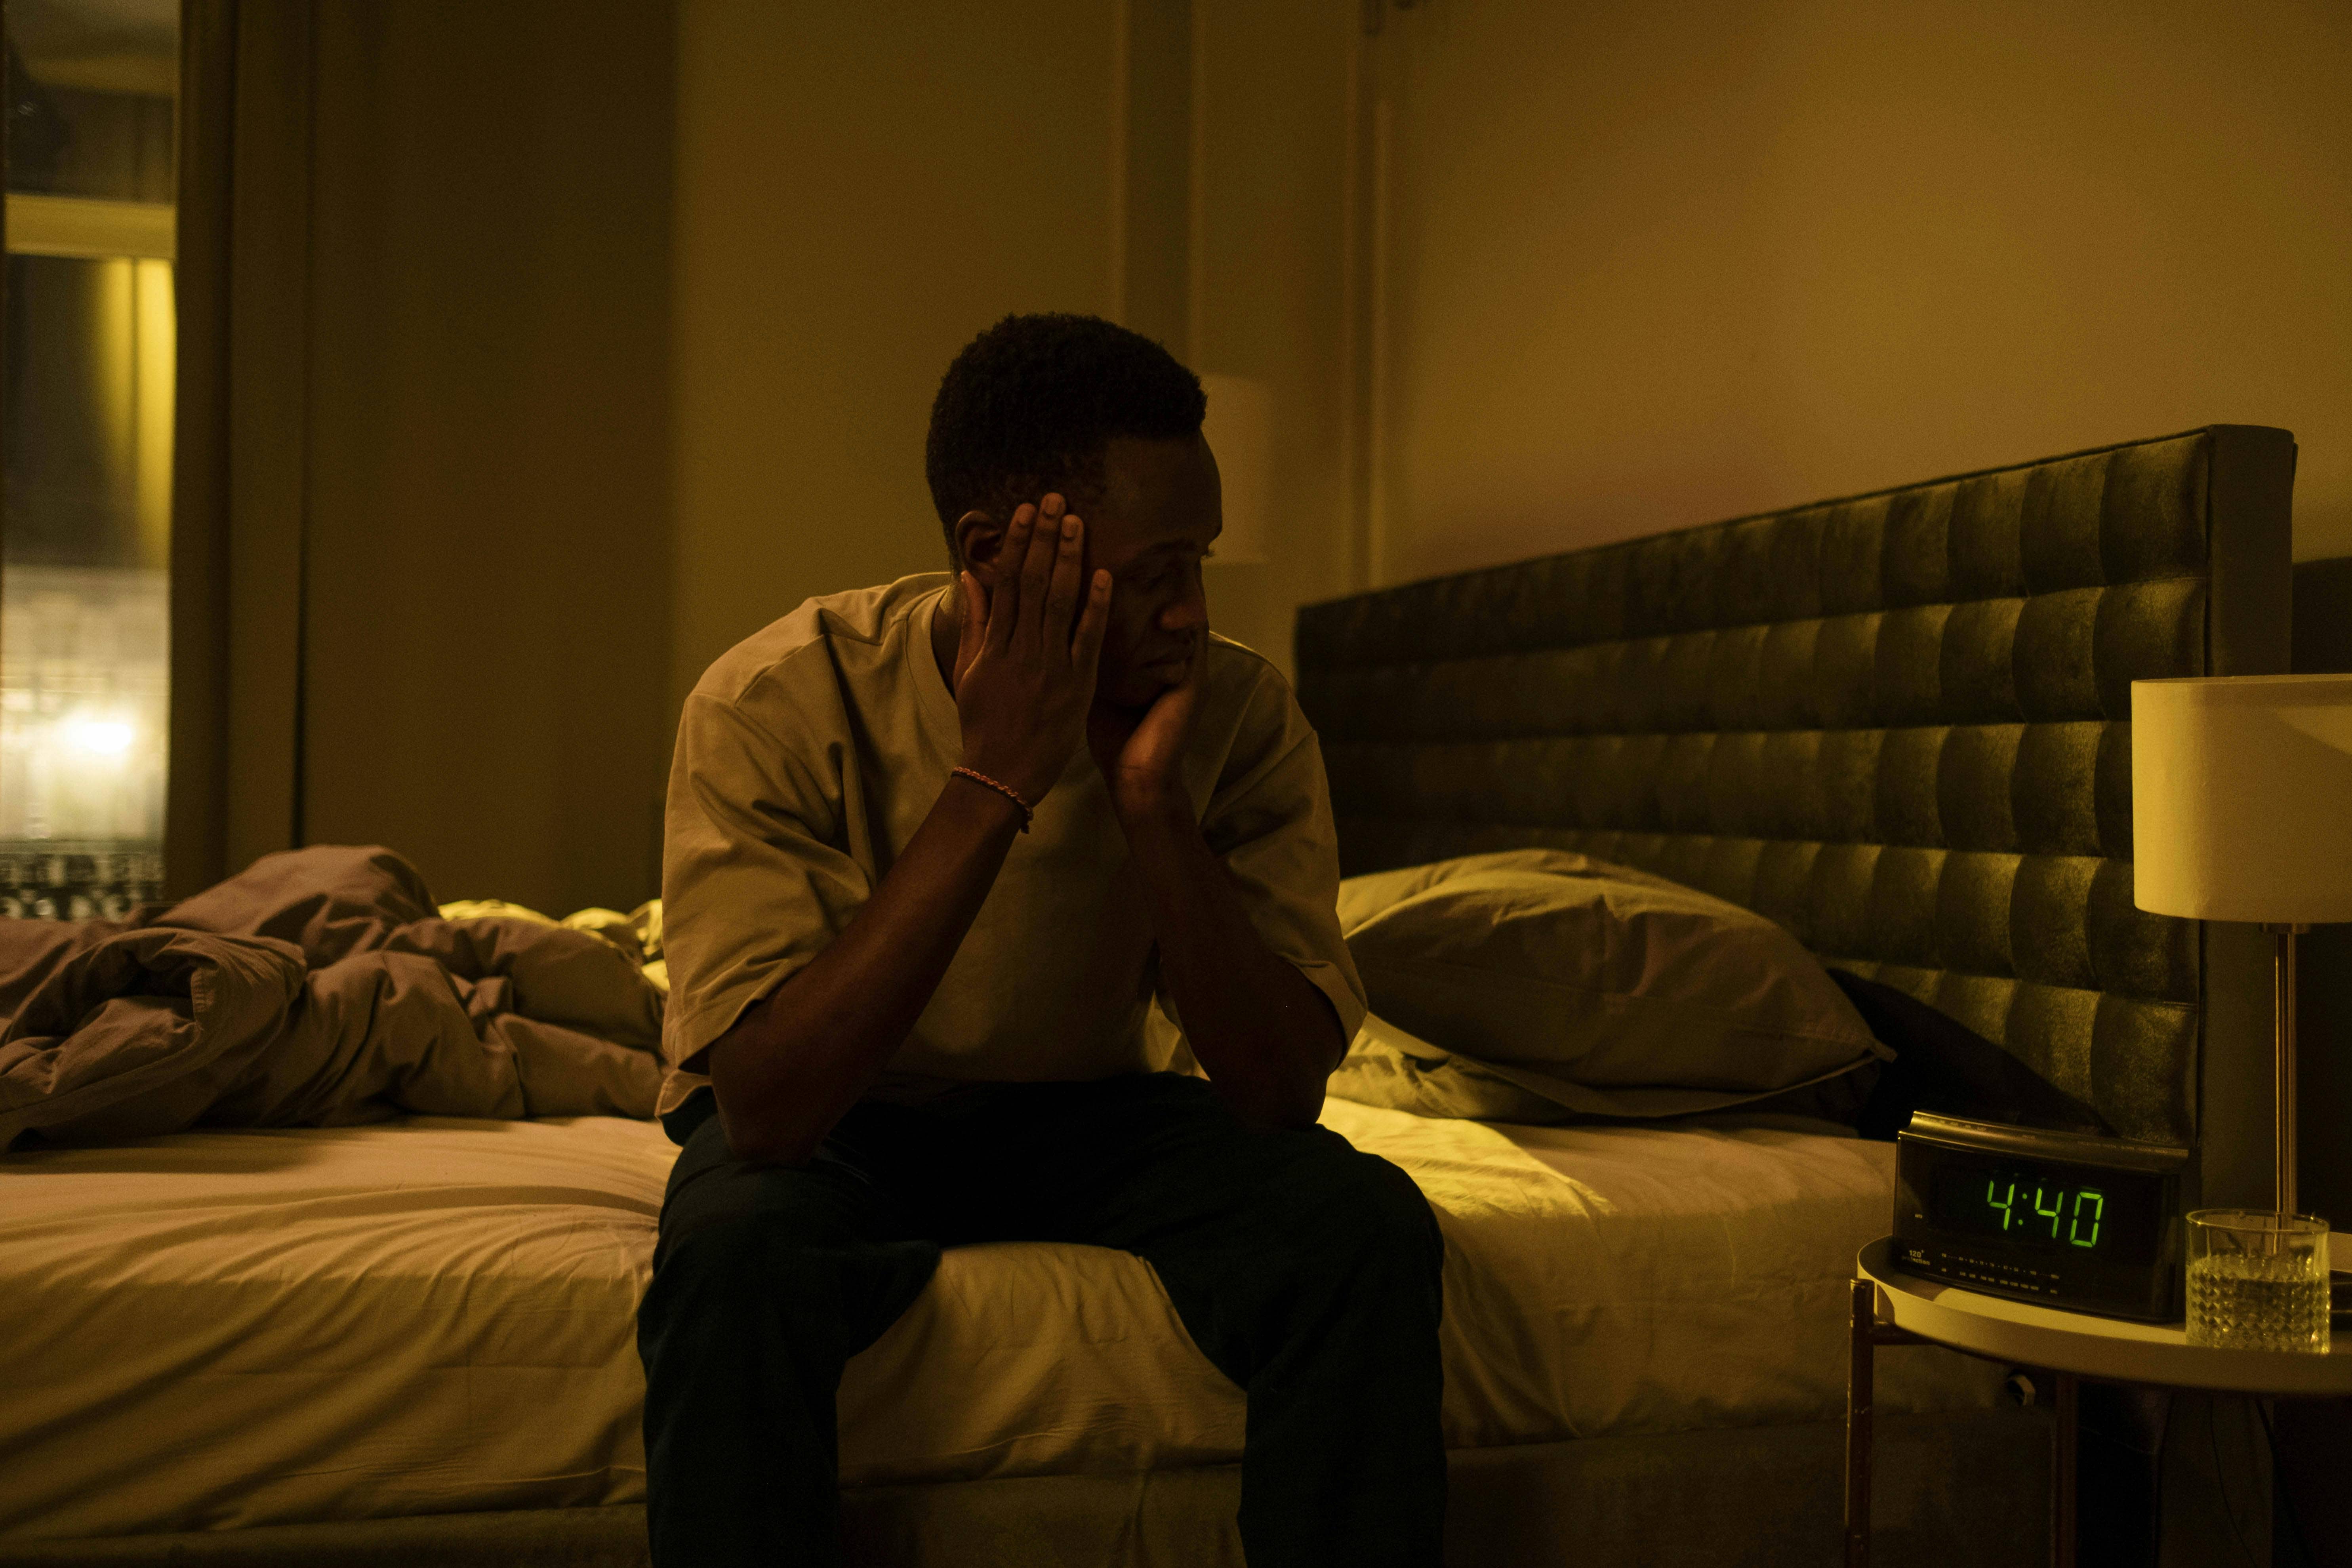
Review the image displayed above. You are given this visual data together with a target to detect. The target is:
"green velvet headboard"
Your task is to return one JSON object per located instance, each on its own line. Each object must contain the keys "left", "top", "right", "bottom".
{"left": 1295, "top": 426, "right": 2295, "bottom": 1206}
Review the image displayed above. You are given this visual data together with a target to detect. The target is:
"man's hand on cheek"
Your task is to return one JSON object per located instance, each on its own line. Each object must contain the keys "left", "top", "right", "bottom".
{"left": 1087, "top": 638, "right": 1203, "bottom": 819}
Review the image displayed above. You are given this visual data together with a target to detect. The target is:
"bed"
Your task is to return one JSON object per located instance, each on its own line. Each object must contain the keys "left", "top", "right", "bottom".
{"left": 0, "top": 424, "right": 2297, "bottom": 1566}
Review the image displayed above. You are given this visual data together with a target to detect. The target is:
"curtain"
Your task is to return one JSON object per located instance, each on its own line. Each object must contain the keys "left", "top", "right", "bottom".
{"left": 165, "top": 0, "right": 311, "bottom": 896}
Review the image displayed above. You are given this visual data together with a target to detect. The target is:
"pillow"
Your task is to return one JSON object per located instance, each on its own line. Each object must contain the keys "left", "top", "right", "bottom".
{"left": 1328, "top": 849, "right": 1889, "bottom": 1122}
{"left": 1828, "top": 968, "right": 2105, "bottom": 1141}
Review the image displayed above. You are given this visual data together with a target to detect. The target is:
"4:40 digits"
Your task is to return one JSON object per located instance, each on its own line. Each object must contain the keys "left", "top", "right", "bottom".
{"left": 1987, "top": 1177, "right": 2104, "bottom": 1248}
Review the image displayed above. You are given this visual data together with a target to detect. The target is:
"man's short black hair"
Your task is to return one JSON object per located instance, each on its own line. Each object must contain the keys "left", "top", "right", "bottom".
{"left": 926, "top": 312, "right": 1206, "bottom": 569}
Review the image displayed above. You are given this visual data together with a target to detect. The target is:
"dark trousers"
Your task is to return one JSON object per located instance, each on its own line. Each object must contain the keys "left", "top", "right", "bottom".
{"left": 635, "top": 1073, "right": 1446, "bottom": 1567}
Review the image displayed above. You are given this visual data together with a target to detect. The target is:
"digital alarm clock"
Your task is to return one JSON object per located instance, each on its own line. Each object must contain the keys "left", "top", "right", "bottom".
{"left": 1892, "top": 1113, "right": 2193, "bottom": 1323}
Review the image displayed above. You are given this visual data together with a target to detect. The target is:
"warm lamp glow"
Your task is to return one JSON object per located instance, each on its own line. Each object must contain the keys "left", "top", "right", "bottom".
{"left": 2132, "top": 676, "right": 2352, "bottom": 925}
{"left": 2132, "top": 673, "right": 2352, "bottom": 1220}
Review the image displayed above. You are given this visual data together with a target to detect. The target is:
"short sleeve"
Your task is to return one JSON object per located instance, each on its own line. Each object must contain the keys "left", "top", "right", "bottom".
{"left": 1158, "top": 664, "right": 1367, "bottom": 1053}
{"left": 658, "top": 689, "right": 874, "bottom": 1110}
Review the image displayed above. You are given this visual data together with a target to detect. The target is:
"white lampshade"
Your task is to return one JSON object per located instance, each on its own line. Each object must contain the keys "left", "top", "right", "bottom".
{"left": 2132, "top": 675, "right": 2352, "bottom": 924}
{"left": 1198, "top": 373, "right": 1270, "bottom": 565}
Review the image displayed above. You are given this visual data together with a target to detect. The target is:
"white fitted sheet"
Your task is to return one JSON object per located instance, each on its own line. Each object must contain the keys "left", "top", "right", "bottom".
{"left": 0, "top": 1102, "right": 2000, "bottom": 1541}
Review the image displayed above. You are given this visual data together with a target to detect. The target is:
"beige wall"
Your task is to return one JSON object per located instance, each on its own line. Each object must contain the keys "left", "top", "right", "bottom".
{"left": 299, "top": 0, "right": 676, "bottom": 914}
{"left": 670, "top": 0, "right": 1118, "bottom": 711}
{"left": 234, "top": 0, "right": 2352, "bottom": 912}
{"left": 215, "top": 0, "right": 1350, "bottom": 915}
{"left": 670, "top": 0, "right": 1355, "bottom": 704}
{"left": 1365, "top": 0, "right": 2352, "bottom": 586}
{"left": 1187, "top": 0, "right": 1354, "bottom": 678}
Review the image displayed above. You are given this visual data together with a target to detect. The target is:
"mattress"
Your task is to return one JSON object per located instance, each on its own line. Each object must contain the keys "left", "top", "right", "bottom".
{"left": 0, "top": 1099, "right": 2001, "bottom": 1541}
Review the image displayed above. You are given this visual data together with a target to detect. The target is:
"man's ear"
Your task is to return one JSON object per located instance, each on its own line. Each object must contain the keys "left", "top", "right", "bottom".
{"left": 955, "top": 509, "right": 1006, "bottom": 582}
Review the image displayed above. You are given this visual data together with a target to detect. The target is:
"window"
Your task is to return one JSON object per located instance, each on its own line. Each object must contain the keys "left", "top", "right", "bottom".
{"left": 1, "top": 0, "right": 179, "bottom": 918}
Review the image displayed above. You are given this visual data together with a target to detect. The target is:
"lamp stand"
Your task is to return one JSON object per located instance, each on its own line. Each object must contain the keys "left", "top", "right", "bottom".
{"left": 2264, "top": 922, "right": 2309, "bottom": 1217}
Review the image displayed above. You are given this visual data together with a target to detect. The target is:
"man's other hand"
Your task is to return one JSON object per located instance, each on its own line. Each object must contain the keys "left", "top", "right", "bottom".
{"left": 1088, "top": 636, "right": 1204, "bottom": 818}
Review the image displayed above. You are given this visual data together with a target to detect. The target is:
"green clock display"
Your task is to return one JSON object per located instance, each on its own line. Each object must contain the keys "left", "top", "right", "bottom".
{"left": 1937, "top": 1166, "right": 2107, "bottom": 1249}
{"left": 1895, "top": 1114, "right": 2187, "bottom": 1321}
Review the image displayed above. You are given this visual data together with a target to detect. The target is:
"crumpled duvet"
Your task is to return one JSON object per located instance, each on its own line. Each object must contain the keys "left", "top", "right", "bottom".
{"left": 0, "top": 846, "right": 665, "bottom": 1151}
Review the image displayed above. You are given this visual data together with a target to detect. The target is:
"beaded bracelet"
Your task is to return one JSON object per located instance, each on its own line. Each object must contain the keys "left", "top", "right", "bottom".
{"left": 950, "top": 766, "right": 1035, "bottom": 832}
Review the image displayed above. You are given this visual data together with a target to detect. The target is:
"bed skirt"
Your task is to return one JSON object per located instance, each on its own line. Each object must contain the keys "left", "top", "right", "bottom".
{"left": 0, "top": 1407, "right": 2049, "bottom": 1568}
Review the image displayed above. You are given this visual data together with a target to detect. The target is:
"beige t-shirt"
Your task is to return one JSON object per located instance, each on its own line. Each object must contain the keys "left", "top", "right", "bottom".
{"left": 656, "top": 571, "right": 1367, "bottom": 1116}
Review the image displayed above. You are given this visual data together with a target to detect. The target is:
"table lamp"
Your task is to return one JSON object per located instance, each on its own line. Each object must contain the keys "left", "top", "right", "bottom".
{"left": 2133, "top": 674, "right": 2352, "bottom": 1216}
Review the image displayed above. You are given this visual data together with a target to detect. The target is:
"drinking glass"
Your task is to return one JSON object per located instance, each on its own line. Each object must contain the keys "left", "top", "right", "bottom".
{"left": 2185, "top": 1210, "right": 2331, "bottom": 1353}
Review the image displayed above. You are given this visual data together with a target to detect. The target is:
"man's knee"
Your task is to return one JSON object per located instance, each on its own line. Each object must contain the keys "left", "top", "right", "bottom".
{"left": 645, "top": 1206, "right": 803, "bottom": 1335}
{"left": 654, "top": 1120, "right": 873, "bottom": 1273}
{"left": 1286, "top": 1139, "right": 1444, "bottom": 1282}
{"left": 644, "top": 1206, "right": 939, "bottom": 1361}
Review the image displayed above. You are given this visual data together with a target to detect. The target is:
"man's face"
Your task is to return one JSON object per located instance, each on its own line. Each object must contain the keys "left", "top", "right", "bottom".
{"left": 1085, "top": 434, "right": 1222, "bottom": 707}
{"left": 964, "top": 432, "right": 1222, "bottom": 710}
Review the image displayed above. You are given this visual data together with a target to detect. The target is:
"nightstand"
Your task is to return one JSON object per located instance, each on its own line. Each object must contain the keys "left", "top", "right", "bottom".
{"left": 1846, "top": 1236, "right": 2352, "bottom": 1568}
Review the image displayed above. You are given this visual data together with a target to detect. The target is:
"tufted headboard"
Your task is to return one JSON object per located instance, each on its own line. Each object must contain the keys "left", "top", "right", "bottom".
{"left": 1295, "top": 426, "right": 2295, "bottom": 1207}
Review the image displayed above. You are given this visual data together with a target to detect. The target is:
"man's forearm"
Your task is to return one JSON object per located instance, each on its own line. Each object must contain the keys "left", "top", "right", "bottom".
{"left": 703, "top": 776, "right": 1025, "bottom": 1165}
{"left": 1118, "top": 796, "right": 1346, "bottom": 1130}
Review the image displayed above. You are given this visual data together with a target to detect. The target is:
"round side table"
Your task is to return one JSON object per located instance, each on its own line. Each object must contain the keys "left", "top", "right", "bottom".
{"left": 1847, "top": 1236, "right": 2352, "bottom": 1568}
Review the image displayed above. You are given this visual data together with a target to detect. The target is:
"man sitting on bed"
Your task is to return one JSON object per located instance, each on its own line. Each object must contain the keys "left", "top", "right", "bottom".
{"left": 636, "top": 312, "right": 1446, "bottom": 1568}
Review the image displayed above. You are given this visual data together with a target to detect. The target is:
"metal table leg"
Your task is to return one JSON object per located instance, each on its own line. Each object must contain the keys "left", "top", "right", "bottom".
{"left": 2053, "top": 1370, "right": 2078, "bottom": 1568}
{"left": 1847, "top": 1279, "right": 1875, "bottom": 1568}
{"left": 1848, "top": 1278, "right": 1935, "bottom": 1568}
